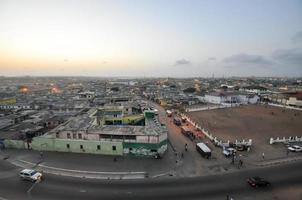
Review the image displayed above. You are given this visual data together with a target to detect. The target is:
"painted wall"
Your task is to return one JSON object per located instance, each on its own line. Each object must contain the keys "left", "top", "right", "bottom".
{"left": 4, "top": 140, "right": 26, "bottom": 149}
{"left": 4, "top": 137, "right": 168, "bottom": 157}
{"left": 123, "top": 139, "right": 168, "bottom": 156}
{"left": 31, "top": 137, "right": 123, "bottom": 155}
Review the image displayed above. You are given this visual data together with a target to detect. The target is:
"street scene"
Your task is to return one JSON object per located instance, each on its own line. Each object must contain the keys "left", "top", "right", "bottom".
{"left": 1, "top": 0, "right": 302, "bottom": 199}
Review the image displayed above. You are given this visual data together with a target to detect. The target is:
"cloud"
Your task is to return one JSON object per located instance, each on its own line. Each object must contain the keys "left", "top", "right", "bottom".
{"left": 272, "top": 48, "right": 302, "bottom": 65}
{"left": 174, "top": 59, "right": 191, "bottom": 66}
{"left": 292, "top": 31, "right": 302, "bottom": 44}
{"left": 223, "top": 53, "right": 272, "bottom": 66}
{"left": 208, "top": 57, "right": 216, "bottom": 61}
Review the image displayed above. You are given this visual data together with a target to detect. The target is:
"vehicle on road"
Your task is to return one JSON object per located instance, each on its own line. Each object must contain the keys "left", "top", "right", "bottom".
{"left": 20, "top": 169, "right": 43, "bottom": 182}
{"left": 173, "top": 117, "right": 181, "bottom": 126}
{"left": 222, "top": 147, "right": 236, "bottom": 157}
{"left": 288, "top": 145, "right": 302, "bottom": 152}
{"left": 196, "top": 143, "right": 211, "bottom": 159}
{"left": 247, "top": 176, "right": 270, "bottom": 188}
{"left": 166, "top": 110, "right": 172, "bottom": 117}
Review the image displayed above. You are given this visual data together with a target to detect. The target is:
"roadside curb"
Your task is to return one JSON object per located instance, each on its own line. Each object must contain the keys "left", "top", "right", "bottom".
{"left": 255, "top": 156, "right": 302, "bottom": 167}
{"left": 8, "top": 159, "right": 148, "bottom": 180}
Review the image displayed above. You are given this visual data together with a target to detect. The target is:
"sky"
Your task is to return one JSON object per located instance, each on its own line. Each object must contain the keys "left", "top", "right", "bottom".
{"left": 0, "top": 0, "right": 301, "bottom": 77}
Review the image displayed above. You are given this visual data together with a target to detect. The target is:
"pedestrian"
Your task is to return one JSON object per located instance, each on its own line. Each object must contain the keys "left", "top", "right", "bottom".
{"left": 40, "top": 151, "right": 43, "bottom": 159}
{"left": 181, "top": 152, "right": 184, "bottom": 159}
{"left": 231, "top": 154, "right": 235, "bottom": 164}
{"left": 185, "top": 143, "right": 188, "bottom": 151}
{"left": 262, "top": 152, "right": 265, "bottom": 160}
{"left": 239, "top": 160, "right": 243, "bottom": 167}
{"left": 287, "top": 149, "right": 289, "bottom": 156}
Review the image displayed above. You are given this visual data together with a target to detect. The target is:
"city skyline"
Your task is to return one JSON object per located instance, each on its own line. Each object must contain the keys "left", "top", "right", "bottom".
{"left": 0, "top": 0, "right": 302, "bottom": 77}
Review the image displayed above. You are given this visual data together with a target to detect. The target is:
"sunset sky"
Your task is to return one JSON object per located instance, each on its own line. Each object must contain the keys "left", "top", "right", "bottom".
{"left": 0, "top": 0, "right": 301, "bottom": 77}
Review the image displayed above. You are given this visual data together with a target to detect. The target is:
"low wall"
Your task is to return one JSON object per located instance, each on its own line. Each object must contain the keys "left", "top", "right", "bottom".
{"left": 269, "top": 136, "right": 302, "bottom": 144}
{"left": 267, "top": 103, "right": 302, "bottom": 111}
{"left": 186, "top": 103, "right": 240, "bottom": 112}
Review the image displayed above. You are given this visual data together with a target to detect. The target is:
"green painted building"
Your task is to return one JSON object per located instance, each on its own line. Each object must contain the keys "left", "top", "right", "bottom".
{"left": 4, "top": 107, "right": 168, "bottom": 158}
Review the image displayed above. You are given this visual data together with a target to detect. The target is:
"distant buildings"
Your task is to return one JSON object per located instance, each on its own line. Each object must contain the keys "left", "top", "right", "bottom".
{"left": 1, "top": 76, "right": 301, "bottom": 157}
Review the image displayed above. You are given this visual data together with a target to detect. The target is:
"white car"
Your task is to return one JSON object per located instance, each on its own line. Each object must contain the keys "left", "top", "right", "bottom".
{"left": 20, "top": 169, "right": 43, "bottom": 182}
{"left": 222, "top": 147, "right": 237, "bottom": 157}
{"left": 288, "top": 145, "right": 302, "bottom": 152}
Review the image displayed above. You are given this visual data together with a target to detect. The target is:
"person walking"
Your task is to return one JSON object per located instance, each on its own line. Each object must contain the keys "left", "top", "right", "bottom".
{"left": 262, "top": 152, "right": 265, "bottom": 160}
{"left": 185, "top": 143, "right": 188, "bottom": 151}
{"left": 287, "top": 149, "right": 289, "bottom": 156}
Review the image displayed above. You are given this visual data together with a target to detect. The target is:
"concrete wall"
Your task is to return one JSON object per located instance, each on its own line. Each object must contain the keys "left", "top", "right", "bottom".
{"left": 4, "top": 140, "right": 26, "bottom": 149}
{"left": 287, "top": 97, "right": 302, "bottom": 107}
{"left": 31, "top": 137, "right": 123, "bottom": 155}
{"left": 4, "top": 137, "right": 168, "bottom": 157}
{"left": 123, "top": 139, "right": 168, "bottom": 156}
{"left": 204, "top": 95, "right": 221, "bottom": 104}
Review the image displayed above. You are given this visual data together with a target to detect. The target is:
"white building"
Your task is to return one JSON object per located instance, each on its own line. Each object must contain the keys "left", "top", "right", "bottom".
{"left": 287, "top": 97, "right": 302, "bottom": 107}
{"left": 202, "top": 92, "right": 259, "bottom": 105}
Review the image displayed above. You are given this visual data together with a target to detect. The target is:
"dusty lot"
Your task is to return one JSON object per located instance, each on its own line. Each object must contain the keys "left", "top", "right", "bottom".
{"left": 187, "top": 105, "right": 302, "bottom": 159}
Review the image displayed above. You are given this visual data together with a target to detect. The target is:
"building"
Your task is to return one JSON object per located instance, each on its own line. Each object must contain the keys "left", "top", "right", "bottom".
{"left": 202, "top": 92, "right": 259, "bottom": 105}
{"left": 4, "top": 104, "right": 168, "bottom": 158}
{"left": 286, "top": 92, "right": 302, "bottom": 107}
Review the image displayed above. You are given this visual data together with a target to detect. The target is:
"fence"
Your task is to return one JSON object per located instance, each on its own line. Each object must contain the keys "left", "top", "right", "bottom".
{"left": 185, "top": 103, "right": 240, "bottom": 112}
{"left": 266, "top": 103, "right": 302, "bottom": 111}
{"left": 269, "top": 136, "right": 302, "bottom": 144}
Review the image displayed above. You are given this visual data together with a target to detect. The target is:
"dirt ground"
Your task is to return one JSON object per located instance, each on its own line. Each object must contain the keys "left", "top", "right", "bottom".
{"left": 187, "top": 105, "right": 302, "bottom": 159}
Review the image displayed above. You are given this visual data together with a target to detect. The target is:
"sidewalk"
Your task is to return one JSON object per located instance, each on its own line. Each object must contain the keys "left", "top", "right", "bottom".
{"left": 254, "top": 155, "right": 302, "bottom": 167}
{"left": 9, "top": 159, "right": 148, "bottom": 179}
{"left": 2, "top": 148, "right": 177, "bottom": 180}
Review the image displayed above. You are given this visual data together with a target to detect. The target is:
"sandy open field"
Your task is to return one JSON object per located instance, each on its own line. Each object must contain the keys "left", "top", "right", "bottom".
{"left": 187, "top": 105, "right": 302, "bottom": 147}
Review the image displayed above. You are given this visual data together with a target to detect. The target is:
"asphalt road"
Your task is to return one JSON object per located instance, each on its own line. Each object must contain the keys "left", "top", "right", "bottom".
{"left": 0, "top": 159, "right": 301, "bottom": 200}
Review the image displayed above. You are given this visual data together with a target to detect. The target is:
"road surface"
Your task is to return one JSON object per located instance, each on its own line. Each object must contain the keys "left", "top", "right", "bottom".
{"left": 0, "top": 159, "right": 301, "bottom": 200}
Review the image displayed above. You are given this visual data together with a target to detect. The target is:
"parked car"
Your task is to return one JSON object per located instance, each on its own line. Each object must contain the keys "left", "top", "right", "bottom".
{"left": 222, "top": 147, "right": 236, "bottom": 157}
{"left": 166, "top": 110, "right": 172, "bottom": 117}
{"left": 196, "top": 143, "right": 211, "bottom": 159}
{"left": 235, "top": 145, "right": 248, "bottom": 151}
{"left": 288, "top": 145, "right": 302, "bottom": 152}
{"left": 20, "top": 169, "right": 43, "bottom": 182}
{"left": 247, "top": 176, "right": 270, "bottom": 188}
{"left": 173, "top": 117, "right": 181, "bottom": 126}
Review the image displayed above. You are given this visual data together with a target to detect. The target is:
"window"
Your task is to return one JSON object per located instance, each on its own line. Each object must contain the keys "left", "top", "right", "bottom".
{"left": 67, "top": 133, "right": 71, "bottom": 139}
{"left": 66, "top": 144, "right": 70, "bottom": 148}
{"left": 78, "top": 134, "right": 82, "bottom": 139}
{"left": 112, "top": 146, "right": 116, "bottom": 151}
{"left": 124, "top": 135, "right": 136, "bottom": 140}
{"left": 97, "top": 145, "right": 100, "bottom": 150}
{"left": 80, "top": 145, "right": 83, "bottom": 149}
{"left": 73, "top": 133, "right": 77, "bottom": 139}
